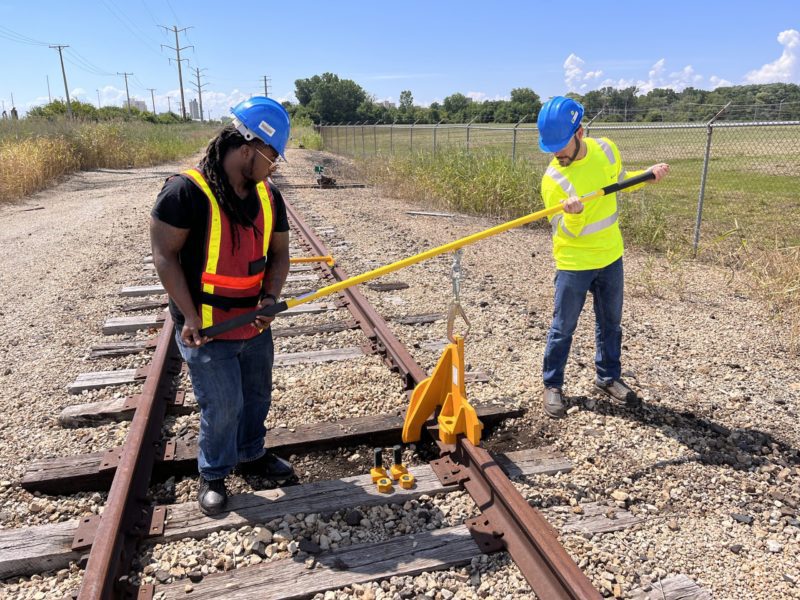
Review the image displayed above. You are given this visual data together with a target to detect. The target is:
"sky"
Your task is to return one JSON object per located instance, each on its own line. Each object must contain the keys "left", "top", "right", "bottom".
{"left": 1, "top": 1, "right": 798, "bottom": 117}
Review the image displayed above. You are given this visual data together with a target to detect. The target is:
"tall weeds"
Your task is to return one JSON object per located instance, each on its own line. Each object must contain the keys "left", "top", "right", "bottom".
{"left": 0, "top": 120, "right": 215, "bottom": 202}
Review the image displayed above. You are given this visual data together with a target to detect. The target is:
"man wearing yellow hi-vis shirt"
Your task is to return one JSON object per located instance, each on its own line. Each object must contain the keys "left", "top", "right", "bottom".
{"left": 537, "top": 96, "right": 670, "bottom": 418}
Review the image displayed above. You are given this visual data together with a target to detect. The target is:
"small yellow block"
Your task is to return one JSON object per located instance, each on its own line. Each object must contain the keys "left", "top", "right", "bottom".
{"left": 376, "top": 477, "right": 393, "bottom": 493}
{"left": 390, "top": 464, "right": 408, "bottom": 481}
{"left": 399, "top": 473, "right": 415, "bottom": 489}
{"left": 370, "top": 467, "right": 388, "bottom": 483}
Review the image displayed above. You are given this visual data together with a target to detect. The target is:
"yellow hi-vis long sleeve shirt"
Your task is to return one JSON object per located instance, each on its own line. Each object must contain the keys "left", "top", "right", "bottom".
{"left": 541, "top": 137, "right": 646, "bottom": 271}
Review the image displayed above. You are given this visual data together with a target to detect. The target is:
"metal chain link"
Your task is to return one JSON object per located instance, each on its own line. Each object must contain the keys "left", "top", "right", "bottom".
{"left": 447, "top": 249, "right": 471, "bottom": 343}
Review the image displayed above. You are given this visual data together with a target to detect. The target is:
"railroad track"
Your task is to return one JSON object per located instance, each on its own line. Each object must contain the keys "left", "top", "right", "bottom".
{"left": 0, "top": 170, "right": 711, "bottom": 600}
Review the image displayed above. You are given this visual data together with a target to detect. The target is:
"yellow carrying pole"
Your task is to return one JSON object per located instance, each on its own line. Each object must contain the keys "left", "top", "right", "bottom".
{"left": 200, "top": 171, "right": 655, "bottom": 338}
{"left": 290, "top": 255, "right": 335, "bottom": 266}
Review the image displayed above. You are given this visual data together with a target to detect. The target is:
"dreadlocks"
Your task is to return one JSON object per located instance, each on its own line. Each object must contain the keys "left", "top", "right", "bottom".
{"left": 198, "top": 124, "right": 262, "bottom": 251}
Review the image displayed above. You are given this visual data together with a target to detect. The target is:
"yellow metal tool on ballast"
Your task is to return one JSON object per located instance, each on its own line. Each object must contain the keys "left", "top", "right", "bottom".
{"left": 199, "top": 171, "right": 655, "bottom": 338}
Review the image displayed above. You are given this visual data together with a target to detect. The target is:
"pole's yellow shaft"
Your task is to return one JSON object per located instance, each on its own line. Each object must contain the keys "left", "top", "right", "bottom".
{"left": 284, "top": 190, "right": 603, "bottom": 309}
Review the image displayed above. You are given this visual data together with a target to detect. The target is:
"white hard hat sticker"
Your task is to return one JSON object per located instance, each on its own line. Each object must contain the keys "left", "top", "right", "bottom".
{"left": 258, "top": 120, "right": 276, "bottom": 137}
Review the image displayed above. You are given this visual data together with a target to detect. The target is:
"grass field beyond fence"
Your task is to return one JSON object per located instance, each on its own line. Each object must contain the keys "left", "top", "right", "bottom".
{"left": 0, "top": 120, "right": 217, "bottom": 202}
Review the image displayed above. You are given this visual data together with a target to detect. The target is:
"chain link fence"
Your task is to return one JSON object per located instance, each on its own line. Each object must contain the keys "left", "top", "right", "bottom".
{"left": 319, "top": 120, "right": 800, "bottom": 253}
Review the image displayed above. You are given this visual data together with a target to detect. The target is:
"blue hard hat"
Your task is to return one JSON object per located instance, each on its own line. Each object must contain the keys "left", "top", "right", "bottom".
{"left": 537, "top": 96, "right": 585, "bottom": 152}
{"left": 230, "top": 96, "right": 291, "bottom": 159}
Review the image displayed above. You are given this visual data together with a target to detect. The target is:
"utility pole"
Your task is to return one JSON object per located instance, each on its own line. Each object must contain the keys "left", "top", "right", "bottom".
{"left": 167, "top": 96, "right": 172, "bottom": 114}
{"left": 117, "top": 72, "right": 133, "bottom": 112}
{"left": 261, "top": 75, "right": 271, "bottom": 97}
{"left": 50, "top": 44, "right": 72, "bottom": 118}
{"left": 160, "top": 25, "right": 193, "bottom": 119}
{"left": 47, "top": 76, "right": 52, "bottom": 103}
{"left": 190, "top": 67, "right": 208, "bottom": 122}
{"left": 147, "top": 88, "right": 157, "bottom": 114}
{"left": 96, "top": 89, "right": 101, "bottom": 108}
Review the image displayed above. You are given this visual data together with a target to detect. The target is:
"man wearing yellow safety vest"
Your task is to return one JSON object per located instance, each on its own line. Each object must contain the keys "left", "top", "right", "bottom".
{"left": 537, "top": 96, "right": 669, "bottom": 419}
{"left": 150, "top": 97, "right": 293, "bottom": 515}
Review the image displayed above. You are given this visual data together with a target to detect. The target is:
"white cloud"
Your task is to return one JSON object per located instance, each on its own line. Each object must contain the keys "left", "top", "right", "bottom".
{"left": 744, "top": 29, "right": 799, "bottom": 83}
{"left": 709, "top": 75, "right": 733, "bottom": 89}
{"left": 466, "top": 91, "right": 510, "bottom": 102}
{"left": 595, "top": 58, "right": 702, "bottom": 93}
{"left": 564, "top": 53, "right": 603, "bottom": 92}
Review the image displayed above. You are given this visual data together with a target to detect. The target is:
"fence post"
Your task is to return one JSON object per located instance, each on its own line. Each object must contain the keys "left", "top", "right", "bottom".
{"left": 390, "top": 119, "right": 396, "bottom": 155}
{"left": 373, "top": 120, "right": 381, "bottom": 155}
{"left": 692, "top": 102, "right": 731, "bottom": 256}
{"left": 434, "top": 119, "right": 443, "bottom": 156}
{"left": 336, "top": 124, "right": 340, "bottom": 154}
{"left": 361, "top": 122, "right": 366, "bottom": 157}
{"left": 584, "top": 108, "right": 604, "bottom": 137}
{"left": 466, "top": 117, "right": 477, "bottom": 153}
{"left": 512, "top": 115, "right": 527, "bottom": 162}
{"left": 410, "top": 119, "right": 419, "bottom": 154}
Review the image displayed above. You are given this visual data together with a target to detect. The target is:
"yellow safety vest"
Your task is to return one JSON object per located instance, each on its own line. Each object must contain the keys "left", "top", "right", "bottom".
{"left": 540, "top": 137, "right": 645, "bottom": 271}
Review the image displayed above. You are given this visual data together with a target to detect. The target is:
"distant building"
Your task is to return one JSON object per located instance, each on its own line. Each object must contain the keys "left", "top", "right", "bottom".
{"left": 381, "top": 100, "right": 396, "bottom": 109}
{"left": 189, "top": 99, "right": 200, "bottom": 120}
{"left": 131, "top": 99, "right": 147, "bottom": 112}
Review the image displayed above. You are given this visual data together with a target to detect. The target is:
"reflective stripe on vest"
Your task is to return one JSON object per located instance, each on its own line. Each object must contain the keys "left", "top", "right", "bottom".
{"left": 182, "top": 168, "right": 274, "bottom": 335}
{"left": 545, "top": 138, "right": 619, "bottom": 238}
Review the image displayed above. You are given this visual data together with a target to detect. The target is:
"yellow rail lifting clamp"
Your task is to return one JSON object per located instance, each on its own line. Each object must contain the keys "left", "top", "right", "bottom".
{"left": 402, "top": 250, "right": 483, "bottom": 446}
{"left": 200, "top": 172, "right": 656, "bottom": 339}
{"left": 289, "top": 255, "right": 335, "bottom": 267}
{"left": 370, "top": 447, "right": 388, "bottom": 483}
{"left": 402, "top": 334, "right": 483, "bottom": 446}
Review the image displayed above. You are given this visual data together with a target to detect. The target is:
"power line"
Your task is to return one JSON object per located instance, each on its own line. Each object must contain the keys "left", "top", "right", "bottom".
{"left": 100, "top": 0, "right": 164, "bottom": 58}
{"left": 0, "top": 24, "right": 49, "bottom": 46}
{"left": 160, "top": 25, "right": 193, "bottom": 119}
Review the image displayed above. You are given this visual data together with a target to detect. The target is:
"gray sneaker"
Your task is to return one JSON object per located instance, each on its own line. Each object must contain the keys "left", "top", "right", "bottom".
{"left": 595, "top": 378, "right": 640, "bottom": 407}
{"left": 543, "top": 387, "right": 566, "bottom": 419}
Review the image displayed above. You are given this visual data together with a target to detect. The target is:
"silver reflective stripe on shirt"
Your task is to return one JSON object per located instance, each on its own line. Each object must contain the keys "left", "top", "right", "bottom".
{"left": 618, "top": 169, "right": 628, "bottom": 182}
{"left": 545, "top": 166, "right": 577, "bottom": 197}
{"left": 593, "top": 138, "right": 616, "bottom": 165}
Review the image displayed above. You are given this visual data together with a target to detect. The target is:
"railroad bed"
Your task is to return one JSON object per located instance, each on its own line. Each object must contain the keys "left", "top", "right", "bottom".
{"left": 0, "top": 150, "right": 797, "bottom": 599}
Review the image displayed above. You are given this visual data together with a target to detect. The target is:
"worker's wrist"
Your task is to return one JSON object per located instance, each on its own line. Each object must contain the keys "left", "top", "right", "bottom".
{"left": 261, "top": 292, "right": 278, "bottom": 303}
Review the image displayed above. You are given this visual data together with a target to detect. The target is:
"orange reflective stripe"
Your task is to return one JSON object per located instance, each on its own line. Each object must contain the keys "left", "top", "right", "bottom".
{"left": 201, "top": 271, "right": 264, "bottom": 289}
{"left": 256, "top": 181, "right": 274, "bottom": 255}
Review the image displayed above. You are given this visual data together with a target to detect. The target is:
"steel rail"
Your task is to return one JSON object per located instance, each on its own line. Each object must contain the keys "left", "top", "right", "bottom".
{"left": 436, "top": 439, "right": 601, "bottom": 599}
{"left": 283, "top": 194, "right": 599, "bottom": 597}
{"left": 78, "top": 315, "right": 178, "bottom": 599}
{"left": 284, "top": 198, "right": 427, "bottom": 389}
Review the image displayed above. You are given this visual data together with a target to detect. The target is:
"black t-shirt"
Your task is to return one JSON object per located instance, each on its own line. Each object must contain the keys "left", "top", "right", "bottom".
{"left": 151, "top": 173, "right": 289, "bottom": 324}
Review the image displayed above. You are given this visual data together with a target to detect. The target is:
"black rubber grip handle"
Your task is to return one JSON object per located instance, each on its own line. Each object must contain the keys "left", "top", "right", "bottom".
{"left": 199, "top": 300, "right": 288, "bottom": 338}
{"left": 601, "top": 170, "right": 655, "bottom": 196}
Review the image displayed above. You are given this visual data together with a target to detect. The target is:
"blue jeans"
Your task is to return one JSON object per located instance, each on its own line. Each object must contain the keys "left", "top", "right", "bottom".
{"left": 175, "top": 330, "right": 274, "bottom": 480}
{"left": 543, "top": 257, "right": 624, "bottom": 389}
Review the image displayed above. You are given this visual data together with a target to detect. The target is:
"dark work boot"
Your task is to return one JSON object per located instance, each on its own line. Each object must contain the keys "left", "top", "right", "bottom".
{"left": 238, "top": 452, "right": 296, "bottom": 481}
{"left": 595, "top": 378, "right": 641, "bottom": 407}
{"left": 543, "top": 387, "right": 566, "bottom": 419}
{"left": 198, "top": 476, "right": 228, "bottom": 516}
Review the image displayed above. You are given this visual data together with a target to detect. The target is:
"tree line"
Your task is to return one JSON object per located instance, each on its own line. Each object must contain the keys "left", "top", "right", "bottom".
{"left": 285, "top": 73, "right": 800, "bottom": 124}
{"left": 25, "top": 99, "right": 190, "bottom": 124}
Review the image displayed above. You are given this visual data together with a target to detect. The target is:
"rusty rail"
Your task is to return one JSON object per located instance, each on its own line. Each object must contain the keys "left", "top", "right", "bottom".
{"left": 77, "top": 316, "right": 179, "bottom": 599}
{"left": 283, "top": 195, "right": 599, "bottom": 597}
{"left": 284, "top": 199, "right": 427, "bottom": 388}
